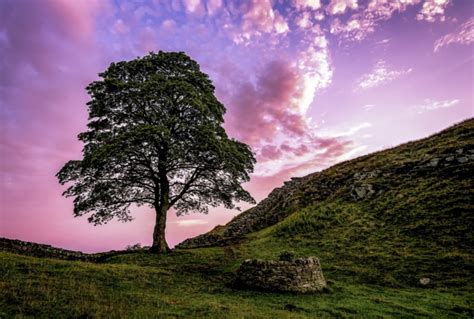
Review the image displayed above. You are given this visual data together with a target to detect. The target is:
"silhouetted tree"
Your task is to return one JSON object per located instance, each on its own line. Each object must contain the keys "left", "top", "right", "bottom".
{"left": 57, "top": 51, "right": 255, "bottom": 253}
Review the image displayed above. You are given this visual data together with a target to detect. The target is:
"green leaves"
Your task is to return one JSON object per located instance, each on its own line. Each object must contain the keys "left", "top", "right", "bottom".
{"left": 57, "top": 51, "right": 256, "bottom": 226}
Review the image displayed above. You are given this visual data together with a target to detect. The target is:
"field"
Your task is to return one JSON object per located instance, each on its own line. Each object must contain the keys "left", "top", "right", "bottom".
{"left": 1, "top": 245, "right": 472, "bottom": 318}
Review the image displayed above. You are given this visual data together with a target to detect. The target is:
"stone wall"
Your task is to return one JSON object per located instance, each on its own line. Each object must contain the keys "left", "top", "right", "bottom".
{"left": 177, "top": 176, "right": 311, "bottom": 248}
{"left": 234, "top": 257, "right": 327, "bottom": 293}
{"left": 0, "top": 238, "right": 136, "bottom": 262}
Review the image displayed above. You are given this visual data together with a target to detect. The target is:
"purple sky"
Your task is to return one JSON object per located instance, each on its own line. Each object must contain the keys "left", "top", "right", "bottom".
{"left": 1, "top": 0, "right": 473, "bottom": 252}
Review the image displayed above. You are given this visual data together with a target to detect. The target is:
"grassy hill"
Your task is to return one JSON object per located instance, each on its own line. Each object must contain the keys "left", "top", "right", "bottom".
{"left": 1, "top": 119, "right": 473, "bottom": 318}
{"left": 181, "top": 118, "right": 474, "bottom": 287}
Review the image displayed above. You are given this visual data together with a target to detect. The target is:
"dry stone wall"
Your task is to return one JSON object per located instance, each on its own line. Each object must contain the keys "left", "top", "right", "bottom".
{"left": 177, "top": 176, "right": 312, "bottom": 248}
{"left": 234, "top": 257, "right": 327, "bottom": 293}
{"left": 0, "top": 238, "right": 135, "bottom": 262}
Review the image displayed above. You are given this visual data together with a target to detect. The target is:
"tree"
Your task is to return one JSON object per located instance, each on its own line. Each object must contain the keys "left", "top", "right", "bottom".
{"left": 57, "top": 51, "right": 256, "bottom": 253}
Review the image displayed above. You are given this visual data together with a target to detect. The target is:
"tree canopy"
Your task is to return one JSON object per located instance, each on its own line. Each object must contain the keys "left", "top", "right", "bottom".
{"left": 57, "top": 51, "right": 256, "bottom": 253}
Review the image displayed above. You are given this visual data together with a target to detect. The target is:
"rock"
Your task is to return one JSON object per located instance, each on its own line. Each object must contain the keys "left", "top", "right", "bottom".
{"left": 419, "top": 277, "right": 431, "bottom": 286}
{"left": 428, "top": 158, "right": 439, "bottom": 167}
{"left": 457, "top": 156, "right": 469, "bottom": 163}
{"left": 352, "top": 184, "right": 375, "bottom": 199}
{"left": 234, "top": 257, "right": 327, "bottom": 293}
{"left": 353, "top": 170, "right": 380, "bottom": 180}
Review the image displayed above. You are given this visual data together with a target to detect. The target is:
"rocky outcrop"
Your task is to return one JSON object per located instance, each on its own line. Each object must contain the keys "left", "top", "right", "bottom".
{"left": 0, "top": 238, "right": 136, "bottom": 262}
{"left": 234, "top": 257, "right": 327, "bottom": 293}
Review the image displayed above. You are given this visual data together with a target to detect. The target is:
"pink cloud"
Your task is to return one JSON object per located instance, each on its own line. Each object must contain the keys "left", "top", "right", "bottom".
{"left": 183, "top": 0, "right": 206, "bottom": 16}
{"left": 434, "top": 17, "right": 474, "bottom": 52}
{"left": 207, "top": 0, "right": 223, "bottom": 15}
{"left": 225, "top": 60, "right": 307, "bottom": 146}
{"left": 326, "top": 0, "right": 358, "bottom": 15}
{"left": 259, "top": 145, "right": 283, "bottom": 161}
{"left": 253, "top": 135, "right": 354, "bottom": 178}
{"left": 246, "top": 137, "right": 353, "bottom": 199}
{"left": 231, "top": 0, "right": 289, "bottom": 43}
{"left": 356, "top": 60, "right": 412, "bottom": 90}
{"left": 417, "top": 0, "right": 451, "bottom": 22}
{"left": 329, "top": 0, "right": 424, "bottom": 41}
{"left": 293, "top": 0, "right": 322, "bottom": 11}
{"left": 49, "top": 0, "right": 106, "bottom": 39}
{"left": 295, "top": 11, "right": 314, "bottom": 29}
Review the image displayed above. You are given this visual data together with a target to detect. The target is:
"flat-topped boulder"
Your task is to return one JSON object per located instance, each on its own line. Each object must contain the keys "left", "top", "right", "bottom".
{"left": 234, "top": 257, "right": 327, "bottom": 293}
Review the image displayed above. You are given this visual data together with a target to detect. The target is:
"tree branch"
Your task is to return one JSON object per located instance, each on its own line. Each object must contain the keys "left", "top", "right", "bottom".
{"left": 169, "top": 168, "right": 202, "bottom": 207}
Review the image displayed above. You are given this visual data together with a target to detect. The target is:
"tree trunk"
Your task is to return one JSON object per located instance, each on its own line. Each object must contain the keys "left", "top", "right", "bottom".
{"left": 151, "top": 203, "right": 170, "bottom": 253}
{"left": 151, "top": 155, "right": 171, "bottom": 253}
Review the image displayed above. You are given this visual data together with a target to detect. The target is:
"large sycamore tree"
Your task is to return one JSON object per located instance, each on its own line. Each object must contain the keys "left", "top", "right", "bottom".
{"left": 57, "top": 52, "right": 256, "bottom": 253}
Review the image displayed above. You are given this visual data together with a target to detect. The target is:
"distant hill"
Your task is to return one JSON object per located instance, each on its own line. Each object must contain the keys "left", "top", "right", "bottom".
{"left": 178, "top": 119, "right": 474, "bottom": 287}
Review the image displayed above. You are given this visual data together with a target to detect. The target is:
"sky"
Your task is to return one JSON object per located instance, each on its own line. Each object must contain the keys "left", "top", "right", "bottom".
{"left": 1, "top": 0, "right": 473, "bottom": 252}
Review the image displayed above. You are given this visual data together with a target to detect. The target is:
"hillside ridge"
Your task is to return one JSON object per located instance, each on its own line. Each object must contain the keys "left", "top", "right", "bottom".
{"left": 178, "top": 118, "right": 474, "bottom": 249}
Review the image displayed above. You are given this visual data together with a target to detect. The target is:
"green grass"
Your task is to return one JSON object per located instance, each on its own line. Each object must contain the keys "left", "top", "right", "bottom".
{"left": 255, "top": 199, "right": 473, "bottom": 288}
{"left": 1, "top": 250, "right": 472, "bottom": 318}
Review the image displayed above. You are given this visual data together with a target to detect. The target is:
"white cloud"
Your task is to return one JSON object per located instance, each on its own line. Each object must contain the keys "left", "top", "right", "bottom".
{"left": 416, "top": 0, "right": 451, "bottom": 22}
{"left": 172, "top": 219, "right": 208, "bottom": 227}
{"left": 183, "top": 0, "right": 203, "bottom": 13}
{"left": 357, "top": 60, "right": 412, "bottom": 90}
{"left": 253, "top": 148, "right": 321, "bottom": 177}
{"left": 232, "top": 0, "right": 290, "bottom": 44}
{"left": 337, "top": 144, "right": 368, "bottom": 162}
{"left": 295, "top": 11, "right": 313, "bottom": 29}
{"left": 330, "top": 0, "right": 422, "bottom": 41}
{"left": 326, "top": 0, "right": 358, "bottom": 15}
{"left": 314, "top": 11, "right": 325, "bottom": 21}
{"left": 434, "top": 17, "right": 474, "bottom": 52}
{"left": 320, "top": 122, "right": 372, "bottom": 138}
{"left": 418, "top": 98, "right": 460, "bottom": 111}
{"left": 293, "top": 0, "right": 321, "bottom": 10}
{"left": 295, "top": 40, "right": 333, "bottom": 114}
{"left": 274, "top": 13, "right": 290, "bottom": 34}
{"left": 376, "top": 38, "right": 390, "bottom": 44}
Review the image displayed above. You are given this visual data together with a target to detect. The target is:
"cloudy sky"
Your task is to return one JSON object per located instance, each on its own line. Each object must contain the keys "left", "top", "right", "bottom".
{"left": 1, "top": 0, "right": 472, "bottom": 252}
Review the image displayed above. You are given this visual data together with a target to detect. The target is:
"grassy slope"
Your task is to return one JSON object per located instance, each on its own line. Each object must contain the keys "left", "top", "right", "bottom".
{"left": 199, "top": 118, "right": 474, "bottom": 287}
{"left": 1, "top": 120, "right": 473, "bottom": 318}
{"left": 1, "top": 250, "right": 472, "bottom": 318}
